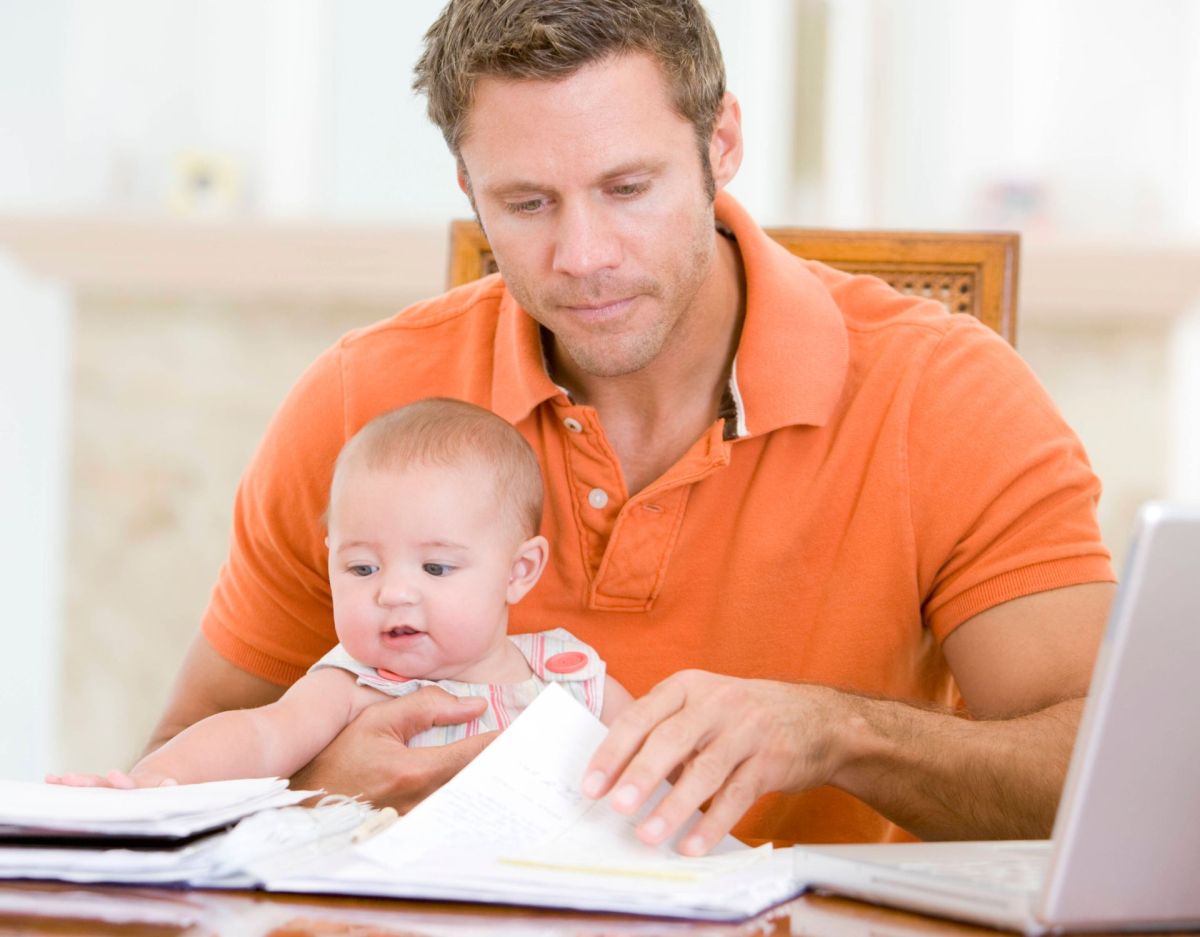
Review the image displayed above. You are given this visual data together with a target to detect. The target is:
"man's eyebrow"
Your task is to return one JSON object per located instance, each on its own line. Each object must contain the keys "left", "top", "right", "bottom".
{"left": 483, "top": 178, "right": 552, "bottom": 199}
{"left": 597, "top": 159, "right": 666, "bottom": 182}
{"left": 482, "top": 160, "right": 667, "bottom": 199}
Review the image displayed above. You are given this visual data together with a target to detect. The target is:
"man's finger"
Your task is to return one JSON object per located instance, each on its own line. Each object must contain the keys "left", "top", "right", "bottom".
{"left": 632, "top": 734, "right": 749, "bottom": 846}
{"left": 583, "top": 679, "right": 689, "bottom": 801}
{"left": 439, "top": 728, "right": 498, "bottom": 765}
{"left": 674, "top": 760, "right": 764, "bottom": 856}
{"left": 373, "top": 687, "right": 489, "bottom": 741}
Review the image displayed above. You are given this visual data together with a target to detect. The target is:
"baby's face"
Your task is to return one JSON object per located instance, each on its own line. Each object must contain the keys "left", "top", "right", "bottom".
{"left": 326, "top": 460, "right": 522, "bottom": 683}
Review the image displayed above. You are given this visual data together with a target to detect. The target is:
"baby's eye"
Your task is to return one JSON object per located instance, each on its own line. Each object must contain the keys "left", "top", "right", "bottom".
{"left": 348, "top": 564, "right": 377, "bottom": 577}
{"left": 423, "top": 563, "right": 452, "bottom": 577}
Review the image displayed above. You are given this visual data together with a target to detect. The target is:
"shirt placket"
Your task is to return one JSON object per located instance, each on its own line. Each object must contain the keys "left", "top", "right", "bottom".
{"left": 553, "top": 399, "right": 731, "bottom": 612}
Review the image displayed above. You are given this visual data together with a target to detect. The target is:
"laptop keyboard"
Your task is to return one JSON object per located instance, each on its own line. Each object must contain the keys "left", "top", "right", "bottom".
{"left": 896, "top": 847, "right": 1049, "bottom": 894}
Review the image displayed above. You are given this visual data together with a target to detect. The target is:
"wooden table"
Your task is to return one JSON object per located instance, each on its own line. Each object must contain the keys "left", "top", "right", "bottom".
{"left": 1, "top": 883, "right": 1198, "bottom": 937}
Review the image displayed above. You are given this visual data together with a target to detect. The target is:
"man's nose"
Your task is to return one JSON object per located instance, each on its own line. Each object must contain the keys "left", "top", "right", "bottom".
{"left": 552, "top": 203, "right": 622, "bottom": 279}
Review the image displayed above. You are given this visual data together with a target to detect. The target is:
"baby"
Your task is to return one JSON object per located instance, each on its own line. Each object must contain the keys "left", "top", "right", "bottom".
{"left": 50, "top": 398, "right": 630, "bottom": 788}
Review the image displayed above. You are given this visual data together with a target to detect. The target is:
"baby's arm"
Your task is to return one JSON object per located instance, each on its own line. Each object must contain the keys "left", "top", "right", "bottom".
{"left": 600, "top": 675, "right": 634, "bottom": 727}
{"left": 52, "top": 669, "right": 381, "bottom": 787}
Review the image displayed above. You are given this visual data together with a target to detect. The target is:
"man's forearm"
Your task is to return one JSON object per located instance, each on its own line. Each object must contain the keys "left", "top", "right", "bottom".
{"left": 830, "top": 692, "right": 1084, "bottom": 840}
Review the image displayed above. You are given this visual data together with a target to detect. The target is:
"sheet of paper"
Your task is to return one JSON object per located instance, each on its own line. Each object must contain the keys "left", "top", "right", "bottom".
{"left": 356, "top": 682, "right": 610, "bottom": 863}
{"left": 0, "top": 777, "right": 311, "bottom": 837}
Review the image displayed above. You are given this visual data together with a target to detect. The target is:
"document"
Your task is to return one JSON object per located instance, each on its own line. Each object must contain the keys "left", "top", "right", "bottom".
{"left": 269, "top": 684, "right": 802, "bottom": 920}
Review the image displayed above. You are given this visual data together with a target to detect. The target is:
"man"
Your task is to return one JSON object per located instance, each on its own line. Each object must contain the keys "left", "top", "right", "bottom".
{"left": 146, "top": 0, "right": 1115, "bottom": 854}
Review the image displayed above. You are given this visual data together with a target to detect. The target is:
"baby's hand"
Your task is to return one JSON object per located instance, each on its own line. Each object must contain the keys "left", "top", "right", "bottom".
{"left": 45, "top": 769, "right": 178, "bottom": 789}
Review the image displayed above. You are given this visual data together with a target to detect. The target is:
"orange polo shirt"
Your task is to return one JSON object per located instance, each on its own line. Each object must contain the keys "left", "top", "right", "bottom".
{"left": 202, "top": 192, "right": 1113, "bottom": 846}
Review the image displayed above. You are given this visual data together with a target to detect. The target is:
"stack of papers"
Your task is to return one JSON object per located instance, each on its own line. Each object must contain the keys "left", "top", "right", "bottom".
{"left": 0, "top": 690, "right": 802, "bottom": 921}
{"left": 0, "top": 777, "right": 336, "bottom": 886}
{"left": 269, "top": 684, "right": 802, "bottom": 920}
{"left": 0, "top": 776, "right": 310, "bottom": 839}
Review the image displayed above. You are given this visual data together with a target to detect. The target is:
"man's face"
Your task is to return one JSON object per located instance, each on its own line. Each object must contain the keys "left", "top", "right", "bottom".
{"left": 457, "top": 54, "right": 734, "bottom": 378}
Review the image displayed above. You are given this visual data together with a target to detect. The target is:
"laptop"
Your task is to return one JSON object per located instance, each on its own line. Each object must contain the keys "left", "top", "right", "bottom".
{"left": 793, "top": 502, "right": 1200, "bottom": 934}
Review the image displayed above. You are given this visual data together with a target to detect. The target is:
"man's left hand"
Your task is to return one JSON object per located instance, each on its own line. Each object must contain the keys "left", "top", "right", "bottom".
{"left": 582, "top": 670, "right": 846, "bottom": 855}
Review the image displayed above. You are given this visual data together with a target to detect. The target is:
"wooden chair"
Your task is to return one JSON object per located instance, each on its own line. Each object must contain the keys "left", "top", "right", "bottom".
{"left": 447, "top": 220, "right": 1019, "bottom": 345}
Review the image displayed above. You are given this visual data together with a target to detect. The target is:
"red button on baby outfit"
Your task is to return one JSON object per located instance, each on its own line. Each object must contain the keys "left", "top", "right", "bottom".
{"left": 544, "top": 651, "right": 588, "bottom": 674}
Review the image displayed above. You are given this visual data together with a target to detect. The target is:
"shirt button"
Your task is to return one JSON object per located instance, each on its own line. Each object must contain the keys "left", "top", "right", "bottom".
{"left": 587, "top": 488, "right": 609, "bottom": 509}
{"left": 545, "top": 651, "right": 588, "bottom": 674}
{"left": 563, "top": 417, "right": 583, "bottom": 433}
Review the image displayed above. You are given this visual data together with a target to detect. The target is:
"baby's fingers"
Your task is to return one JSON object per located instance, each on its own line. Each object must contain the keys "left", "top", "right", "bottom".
{"left": 47, "top": 772, "right": 110, "bottom": 787}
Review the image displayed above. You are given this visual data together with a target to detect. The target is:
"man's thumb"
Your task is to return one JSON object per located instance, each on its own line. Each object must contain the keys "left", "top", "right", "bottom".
{"left": 388, "top": 686, "right": 488, "bottom": 738}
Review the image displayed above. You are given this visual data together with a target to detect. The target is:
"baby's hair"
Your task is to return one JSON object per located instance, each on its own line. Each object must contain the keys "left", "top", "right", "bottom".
{"left": 331, "top": 398, "right": 544, "bottom": 539}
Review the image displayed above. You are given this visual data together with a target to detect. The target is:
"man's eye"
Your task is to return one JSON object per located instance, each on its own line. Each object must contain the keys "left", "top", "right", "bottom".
{"left": 348, "top": 564, "right": 377, "bottom": 577}
{"left": 423, "top": 563, "right": 452, "bottom": 577}
{"left": 611, "top": 181, "right": 648, "bottom": 198}
{"left": 505, "top": 198, "right": 545, "bottom": 215}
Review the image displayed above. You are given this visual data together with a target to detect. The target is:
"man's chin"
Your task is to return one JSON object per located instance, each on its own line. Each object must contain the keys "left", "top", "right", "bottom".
{"left": 560, "top": 344, "right": 662, "bottom": 378}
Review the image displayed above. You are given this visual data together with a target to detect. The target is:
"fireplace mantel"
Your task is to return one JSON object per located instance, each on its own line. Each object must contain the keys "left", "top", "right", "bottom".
{"left": 0, "top": 214, "right": 447, "bottom": 304}
{"left": 3, "top": 214, "right": 1199, "bottom": 319}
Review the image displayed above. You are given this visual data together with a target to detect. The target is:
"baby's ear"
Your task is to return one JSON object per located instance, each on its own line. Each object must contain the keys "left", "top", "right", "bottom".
{"left": 506, "top": 535, "right": 549, "bottom": 604}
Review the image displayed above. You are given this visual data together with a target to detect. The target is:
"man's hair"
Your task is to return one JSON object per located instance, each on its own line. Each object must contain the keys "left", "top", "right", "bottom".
{"left": 331, "top": 398, "right": 544, "bottom": 540}
{"left": 412, "top": 0, "right": 726, "bottom": 171}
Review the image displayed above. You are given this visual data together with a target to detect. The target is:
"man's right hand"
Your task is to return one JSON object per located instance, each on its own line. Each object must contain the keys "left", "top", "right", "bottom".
{"left": 289, "top": 685, "right": 494, "bottom": 812}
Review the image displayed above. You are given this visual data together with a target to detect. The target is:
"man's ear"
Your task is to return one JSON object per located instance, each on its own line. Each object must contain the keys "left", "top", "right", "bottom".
{"left": 506, "top": 534, "right": 549, "bottom": 604}
{"left": 708, "top": 92, "right": 744, "bottom": 193}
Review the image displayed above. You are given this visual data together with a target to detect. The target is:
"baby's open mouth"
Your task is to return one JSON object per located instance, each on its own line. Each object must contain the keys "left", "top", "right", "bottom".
{"left": 386, "top": 626, "right": 420, "bottom": 638}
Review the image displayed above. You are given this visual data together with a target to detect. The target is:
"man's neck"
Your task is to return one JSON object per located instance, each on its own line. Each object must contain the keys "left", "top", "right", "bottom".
{"left": 552, "top": 231, "right": 746, "bottom": 496}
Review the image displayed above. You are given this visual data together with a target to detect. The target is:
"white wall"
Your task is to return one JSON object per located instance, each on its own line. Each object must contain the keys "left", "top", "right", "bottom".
{"left": 325, "top": 0, "right": 466, "bottom": 222}
{"left": 0, "top": 1, "right": 70, "bottom": 211}
{"left": 0, "top": 0, "right": 71, "bottom": 779}
{"left": 7, "top": 0, "right": 1200, "bottom": 233}
{"left": 325, "top": 0, "right": 805, "bottom": 224}
{"left": 855, "top": 0, "right": 1200, "bottom": 235}
{"left": 0, "top": 258, "right": 70, "bottom": 780}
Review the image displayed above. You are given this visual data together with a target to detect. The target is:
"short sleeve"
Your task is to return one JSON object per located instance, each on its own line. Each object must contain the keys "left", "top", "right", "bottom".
{"left": 201, "top": 342, "right": 350, "bottom": 685}
{"left": 516, "top": 628, "right": 606, "bottom": 683}
{"left": 907, "top": 318, "right": 1115, "bottom": 641}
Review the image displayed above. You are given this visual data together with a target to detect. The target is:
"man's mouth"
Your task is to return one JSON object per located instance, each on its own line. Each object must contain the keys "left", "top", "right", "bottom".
{"left": 563, "top": 296, "right": 634, "bottom": 315}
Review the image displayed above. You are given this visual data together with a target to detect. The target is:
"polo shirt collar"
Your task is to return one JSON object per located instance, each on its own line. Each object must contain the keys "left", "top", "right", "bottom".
{"left": 491, "top": 288, "right": 563, "bottom": 425}
{"left": 489, "top": 192, "right": 850, "bottom": 434}
{"left": 716, "top": 191, "right": 849, "bottom": 437}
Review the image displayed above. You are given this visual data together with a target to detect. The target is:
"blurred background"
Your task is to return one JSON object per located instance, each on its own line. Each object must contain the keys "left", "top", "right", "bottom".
{"left": 2, "top": 0, "right": 1198, "bottom": 781}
